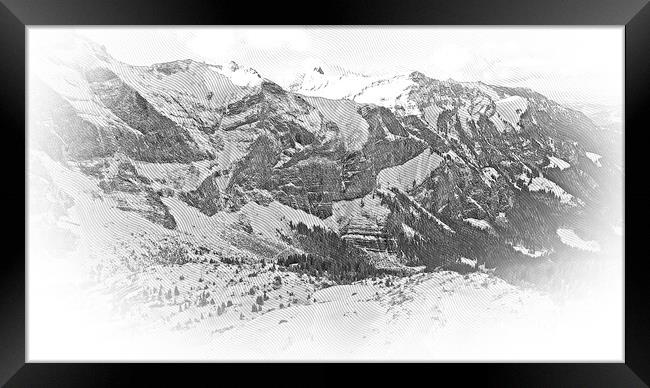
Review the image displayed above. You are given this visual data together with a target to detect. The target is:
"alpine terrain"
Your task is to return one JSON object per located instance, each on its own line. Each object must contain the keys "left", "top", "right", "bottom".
{"left": 27, "top": 34, "right": 623, "bottom": 360}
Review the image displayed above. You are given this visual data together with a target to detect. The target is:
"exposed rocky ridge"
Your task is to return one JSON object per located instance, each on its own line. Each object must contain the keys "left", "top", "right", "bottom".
{"left": 30, "top": 79, "right": 125, "bottom": 161}
{"left": 79, "top": 154, "right": 178, "bottom": 229}
{"left": 30, "top": 37, "right": 621, "bottom": 285}
{"left": 84, "top": 67, "right": 209, "bottom": 162}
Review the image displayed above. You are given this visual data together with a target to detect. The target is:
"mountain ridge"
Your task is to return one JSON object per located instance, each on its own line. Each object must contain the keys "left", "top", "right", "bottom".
{"left": 29, "top": 35, "right": 622, "bottom": 289}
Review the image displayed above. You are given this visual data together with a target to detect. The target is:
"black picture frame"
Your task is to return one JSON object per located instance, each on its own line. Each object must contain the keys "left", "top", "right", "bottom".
{"left": 1, "top": 0, "right": 648, "bottom": 386}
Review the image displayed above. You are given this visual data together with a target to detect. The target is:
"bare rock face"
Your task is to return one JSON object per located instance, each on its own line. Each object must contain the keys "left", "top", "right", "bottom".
{"left": 85, "top": 67, "right": 208, "bottom": 163}
{"left": 29, "top": 80, "right": 124, "bottom": 161}
{"left": 270, "top": 157, "right": 342, "bottom": 218}
{"left": 81, "top": 155, "right": 177, "bottom": 229}
{"left": 180, "top": 172, "right": 227, "bottom": 216}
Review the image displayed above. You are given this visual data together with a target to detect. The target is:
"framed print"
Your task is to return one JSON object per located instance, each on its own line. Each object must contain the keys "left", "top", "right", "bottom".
{"left": 1, "top": 0, "right": 649, "bottom": 385}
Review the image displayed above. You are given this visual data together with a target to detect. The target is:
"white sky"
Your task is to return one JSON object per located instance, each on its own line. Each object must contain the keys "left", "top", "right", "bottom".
{"left": 31, "top": 27, "right": 623, "bottom": 106}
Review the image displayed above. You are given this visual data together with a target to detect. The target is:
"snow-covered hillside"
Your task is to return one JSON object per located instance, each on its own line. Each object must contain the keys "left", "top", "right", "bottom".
{"left": 376, "top": 148, "right": 444, "bottom": 191}
{"left": 30, "top": 252, "right": 621, "bottom": 360}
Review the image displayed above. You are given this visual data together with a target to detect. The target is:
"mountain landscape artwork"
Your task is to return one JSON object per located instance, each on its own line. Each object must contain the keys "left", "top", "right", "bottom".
{"left": 27, "top": 27, "right": 623, "bottom": 361}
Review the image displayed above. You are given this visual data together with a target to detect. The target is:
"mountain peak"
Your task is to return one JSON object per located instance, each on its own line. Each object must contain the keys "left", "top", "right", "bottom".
{"left": 408, "top": 70, "right": 428, "bottom": 82}
{"left": 226, "top": 60, "right": 240, "bottom": 72}
{"left": 212, "top": 61, "right": 262, "bottom": 88}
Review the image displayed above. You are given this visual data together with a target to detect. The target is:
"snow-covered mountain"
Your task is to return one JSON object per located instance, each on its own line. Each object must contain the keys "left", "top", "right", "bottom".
{"left": 28, "top": 35, "right": 623, "bottom": 360}
{"left": 31, "top": 34, "right": 622, "bottom": 274}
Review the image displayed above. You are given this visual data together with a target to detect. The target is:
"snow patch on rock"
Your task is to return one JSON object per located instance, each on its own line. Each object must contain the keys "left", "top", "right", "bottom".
{"left": 511, "top": 244, "right": 549, "bottom": 258}
{"left": 463, "top": 218, "right": 492, "bottom": 232}
{"left": 494, "top": 96, "right": 528, "bottom": 131}
{"left": 402, "top": 223, "right": 421, "bottom": 239}
{"left": 546, "top": 156, "right": 570, "bottom": 171}
{"left": 585, "top": 152, "right": 602, "bottom": 167}
{"left": 556, "top": 228, "right": 601, "bottom": 252}
{"left": 376, "top": 148, "right": 444, "bottom": 191}
{"left": 528, "top": 176, "right": 577, "bottom": 205}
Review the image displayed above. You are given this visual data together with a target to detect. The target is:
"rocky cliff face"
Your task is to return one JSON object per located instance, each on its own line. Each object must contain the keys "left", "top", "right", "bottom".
{"left": 84, "top": 67, "right": 208, "bottom": 163}
{"left": 30, "top": 35, "right": 622, "bottom": 284}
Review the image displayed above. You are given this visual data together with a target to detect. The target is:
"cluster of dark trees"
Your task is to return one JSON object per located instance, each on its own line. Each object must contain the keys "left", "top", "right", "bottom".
{"left": 380, "top": 188, "right": 523, "bottom": 272}
{"left": 192, "top": 290, "right": 236, "bottom": 316}
{"left": 380, "top": 189, "right": 464, "bottom": 269}
{"left": 249, "top": 289, "right": 270, "bottom": 313}
{"left": 143, "top": 285, "right": 182, "bottom": 302}
{"left": 196, "top": 291, "right": 211, "bottom": 307}
{"left": 153, "top": 241, "right": 192, "bottom": 266}
{"left": 216, "top": 300, "right": 233, "bottom": 316}
{"left": 221, "top": 257, "right": 244, "bottom": 266}
{"left": 279, "top": 222, "right": 384, "bottom": 283}
{"left": 378, "top": 187, "right": 601, "bottom": 292}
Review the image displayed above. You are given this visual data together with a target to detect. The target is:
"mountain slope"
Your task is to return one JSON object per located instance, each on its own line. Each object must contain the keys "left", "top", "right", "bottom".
{"left": 291, "top": 66, "right": 622, "bottom": 276}
{"left": 29, "top": 36, "right": 622, "bottom": 289}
